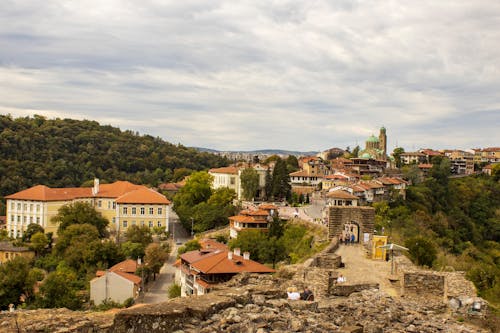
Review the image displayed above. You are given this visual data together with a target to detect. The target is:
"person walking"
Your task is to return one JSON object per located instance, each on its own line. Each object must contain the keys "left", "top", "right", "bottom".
{"left": 350, "top": 233, "right": 355, "bottom": 244}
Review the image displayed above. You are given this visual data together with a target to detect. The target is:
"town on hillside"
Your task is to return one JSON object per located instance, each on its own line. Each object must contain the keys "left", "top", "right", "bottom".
{"left": 0, "top": 126, "right": 499, "bottom": 332}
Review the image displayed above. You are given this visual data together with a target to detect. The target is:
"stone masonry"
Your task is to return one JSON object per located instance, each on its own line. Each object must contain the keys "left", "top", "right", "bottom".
{"left": 327, "top": 206, "right": 375, "bottom": 240}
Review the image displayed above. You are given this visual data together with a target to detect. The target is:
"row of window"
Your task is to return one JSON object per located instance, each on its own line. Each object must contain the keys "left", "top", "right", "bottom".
{"left": 122, "top": 207, "right": 163, "bottom": 215}
{"left": 10, "top": 215, "right": 41, "bottom": 224}
{"left": 10, "top": 202, "right": 41, "bottom": 212}
{"left": 121, "top": 220, "right": 163, "bottom": 228}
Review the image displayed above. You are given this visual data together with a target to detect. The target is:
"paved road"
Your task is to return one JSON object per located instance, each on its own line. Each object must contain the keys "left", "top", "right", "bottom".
{"left": 141, "top": 212, "right": 190, "bottom": 304}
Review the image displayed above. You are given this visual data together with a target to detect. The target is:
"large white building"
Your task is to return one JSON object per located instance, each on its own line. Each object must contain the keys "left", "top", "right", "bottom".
{"left": 209, "top": 164, "right": 269, "bottom": 200}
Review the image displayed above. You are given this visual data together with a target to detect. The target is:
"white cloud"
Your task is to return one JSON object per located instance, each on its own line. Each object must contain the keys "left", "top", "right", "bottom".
{"left": 0, "top": 0, "right": 499, "bottom": 151}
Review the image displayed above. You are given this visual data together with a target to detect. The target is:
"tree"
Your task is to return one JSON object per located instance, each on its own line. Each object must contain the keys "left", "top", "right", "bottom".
{"left": 405, "top": 236, "right": 437, "bottom": 267}
{"left": 286, "top": 155, "right": 299, "bottom": 173}
{"left": 145, "top": 243, "right": 168, "bottom": 280}
{"left": 264, "top": 169, "right": 273, "bottom": 200}
{"left": 240, "top": 167, "right": 260, "bottom": 200}
{"left": 272, "top": 158, "right": 291, "bottom": 201}
{"left": 121, "top": 241, "right": 145, "bottom": 259}
{"left": 228, "top": 230, "right": 268, "bottom": 262}
{"left": 30, "top": 232, "right": 49, "bottom": 256}
{"left": 392, "top": 147, "right": 405, "bottom": 168}
{"left": 491, "top": 163, "right": 500, "bottom": 182}
{"left": 168, "top": 283, "right": 181, "bottom": 298}
{"left": 0, "top": 256, "right": 32, "bottom": 309}
{"left": 22, "top": 223, "right": 44, "bottom": 242}
{"left": 53, "top": 202, "right": 109, "bottom": 238}
{"left": 177, "top": 239, "right": 201, "bottom": 256}
{"left": 125, "top": 225, "right": 153, "bottom": 247}
{"left": 36, "top": 264, "right": 82, "bottom": 310}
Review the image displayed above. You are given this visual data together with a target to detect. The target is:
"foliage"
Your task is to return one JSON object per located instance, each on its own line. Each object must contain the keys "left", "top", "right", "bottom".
{"left": 0, "top": 229, "right": 8, "bottom": 241}
{"left": 492, "top": 163, "right": 500, "bottom": 182}
{"left": 240, "top": 167, "right": 260, "bottom": 200}
{"left": 271, "top": 158, "right": 291, "bottom": 201}
{"left": 215, "top": 234, "right": 228, "bottom": 244}
{"left": 264, "top": 169, "right": 273, "bottom": 200}
{"left": 0, "top": 114, "right": 228, "bottom": 197}
{"left": 177, "top": 239, "right": 202, "bottom": 256}
{"left": 121, "top": 241, "right": 145, "bottom": 259}
{"left": 30, "top": 232, "right": 49, "bottom": 256}
{"left": 392, "top": 147, "right": 405, "bottom": 168}
{"left": 405, "top": 236, "right": 437, "bottom": 267}
{"left": 53, "top": 202, "right": 109, "bottom": 238}
{"left": 36, "top": 264, "right": 82, "bottom": 310}
{"left": 0, "top": 256, "right": 35, "bottom": 309}
{"left": 168, "top": 283, "right": 181, "bottom": 298}
{"left": 22, "top": 223, "right": 44, "bottom": 242}
{"left": 173, "top": 172, "right": 236, "bottom": 233}
{"left": 125, "top": 225, "right": 153, "bottom": 247}
{"left": 145, "top": 243, "right": 168, "bottom": 280}
{"left": 286, "top": 155, "right": 299, "bottom": 173}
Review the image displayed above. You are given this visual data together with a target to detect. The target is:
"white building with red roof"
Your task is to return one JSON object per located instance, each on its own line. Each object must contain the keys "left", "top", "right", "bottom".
{"left": 209, "top": 164, "right": 269, "bottom": 200}
{"left": 177, "top": 242, "right": 274, "bottom": 296}
{"left": 5, "top": 178, "right": 171, "bottom": 238}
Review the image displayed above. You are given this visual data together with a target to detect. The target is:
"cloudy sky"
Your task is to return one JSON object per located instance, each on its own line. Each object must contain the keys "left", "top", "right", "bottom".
{"left": 1, "top": 1, "right": 499, "bottom": 152}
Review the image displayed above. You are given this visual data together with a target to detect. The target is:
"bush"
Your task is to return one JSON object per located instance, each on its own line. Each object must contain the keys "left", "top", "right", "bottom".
{"left": 168, "top": 283, "right": 181, "bottom": 299}
{"left": 405, "top": 236, "right": 437, "bottom": 267}
{"left": 123, "top": 297, "right": 135, "bottom": 308}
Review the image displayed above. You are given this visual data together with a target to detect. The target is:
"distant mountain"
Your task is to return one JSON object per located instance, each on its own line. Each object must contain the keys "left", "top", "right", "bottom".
{"left": 193, "top": 148, "right": 319, "bottom": 156}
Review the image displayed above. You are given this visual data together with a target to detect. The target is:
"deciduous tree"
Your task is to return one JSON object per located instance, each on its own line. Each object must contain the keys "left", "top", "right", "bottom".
{"left": 53, "top": 202, "right": 109, "bottom": 238}
{"left": 240, "top": 167, "right": 259, "bottom": 200}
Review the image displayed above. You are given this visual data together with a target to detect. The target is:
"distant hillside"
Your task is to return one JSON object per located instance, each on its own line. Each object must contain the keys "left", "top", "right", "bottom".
{"left": 194, "top": 147, "right": 319, "bottom": 156}
{"left": 0, "top": 115, "right": 229, "bottom": 198}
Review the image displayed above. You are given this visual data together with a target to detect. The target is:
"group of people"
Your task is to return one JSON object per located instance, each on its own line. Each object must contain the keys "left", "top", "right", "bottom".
{"left": 340, "top": 224, "right": 357, "bottom": 245}
{"left": 287, "top": 286, "right": 314, "bottom": 301}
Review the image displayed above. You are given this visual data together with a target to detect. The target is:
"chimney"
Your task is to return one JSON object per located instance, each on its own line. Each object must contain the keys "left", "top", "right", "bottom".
{"left": 92, "top": 178, "right": 100, "bottom": 195}
{"left": 228, "top": 251, "right": 233, "bottom": 260}
{"left": 243, "top": 252, "right": 250, "bottom": 260}
{"left": 234, "top": 248, "right": 241, "bottom": 257}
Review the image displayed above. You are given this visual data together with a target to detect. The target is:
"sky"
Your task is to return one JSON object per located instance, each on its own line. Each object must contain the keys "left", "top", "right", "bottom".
{"left": 1, "top": 1, "right": 499, "bottom": 152}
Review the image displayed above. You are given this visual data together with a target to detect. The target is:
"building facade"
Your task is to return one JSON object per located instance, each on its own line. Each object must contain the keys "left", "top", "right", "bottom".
{"left": 5, "top": 179, "right": 170, "bottom": 238}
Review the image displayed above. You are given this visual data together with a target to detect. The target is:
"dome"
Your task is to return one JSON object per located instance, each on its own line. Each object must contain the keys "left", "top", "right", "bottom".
{"left": 366, "top": 135, "right": 379, "bottom": 143}
{"left": 361, "top": 152, "right": 372, "bottom": 159}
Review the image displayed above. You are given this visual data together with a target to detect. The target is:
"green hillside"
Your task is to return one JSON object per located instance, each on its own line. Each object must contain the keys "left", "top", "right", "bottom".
{"left": 0, "top": 114, "right": 228, "bottom": 199}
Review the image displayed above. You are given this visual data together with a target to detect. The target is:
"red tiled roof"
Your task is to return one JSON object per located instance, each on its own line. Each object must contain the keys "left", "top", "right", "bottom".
{"left": 324, "top": 174, "right": 348, "bottom": 180}
{"left": 195, "top": 279, "right": 215, "bottom": 289}
{"left": 108, "top": 259, "right": 138, "bottom": 274}
{"left": 326, "top": 190, "right": 358, "bottom": 200}
{"left": 229, "top": 215, "right": 259, "bottom": 223}
{"left": 114, "top": 271, "right": 142, "bottom": 285}
{"left": 244, "top": 209, "right": 269, "bottom": 216}
{"left": 115, "top": 188, "right": 170, "bottom": 204}
{"left": 209, "top": 166, "right": 239, "bottom": 174}
{"left": 5, "top": 185, "right": 92, "bottom": 201}
{"left": 199, "top": 239, "right": 228, "bottom": 251}
{"left": 181, "top": 250, "right": 275, "bottom": 274}
{"left": 259, "top": 204, "right": 278, "bottom": 210}
{"left": 418, "top": 163, "right": 433, "bottom": 169}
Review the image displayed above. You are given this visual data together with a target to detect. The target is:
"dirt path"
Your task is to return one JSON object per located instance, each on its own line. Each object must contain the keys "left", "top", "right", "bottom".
{"left": 335, "top": 243, "right": 401, "bottom": 297}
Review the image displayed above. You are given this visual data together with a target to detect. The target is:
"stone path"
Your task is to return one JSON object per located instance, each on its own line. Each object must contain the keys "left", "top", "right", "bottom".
{"left": 335, "top": 243, "right": 401, "bottom": 297}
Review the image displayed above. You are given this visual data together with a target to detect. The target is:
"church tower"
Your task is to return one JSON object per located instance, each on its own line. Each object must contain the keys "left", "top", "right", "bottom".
{"left": 379, "top": 127, "right": 387, "bottom": 160}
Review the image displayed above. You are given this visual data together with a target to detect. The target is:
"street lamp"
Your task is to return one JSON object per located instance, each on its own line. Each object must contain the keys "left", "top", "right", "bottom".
{"left": 191, "top": 217, "right": 194, "bottom": 237}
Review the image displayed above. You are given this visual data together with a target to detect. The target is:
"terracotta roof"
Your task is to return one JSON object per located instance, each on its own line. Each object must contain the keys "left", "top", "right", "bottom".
{"left": 229, "top": 215, "right": 259, "bottom": 223}
{"left": 96, "top": 181, "right": 145, "bottom": 198}
{"left": 401, "top": 152, "right": 425, "bottom": 156}
{"left": 195, "top": 279, "right": 215, "bottom": 289}
{"left": 114, "top": 271, "right": 142, "bottom": 285}
{"left": 259, "top": 204, "right": 278, "bottom": 210}
{"left": 324, "top": 174, "right": 348, "bottom": 180}
{"left": 289, "top": 170, "right": 321, "bottom": 177}
{"left": 418, "top": 163, "right": 433, "bottom": 169}
{"left": 199, "top": 239, "right": 228, "bottom": 251}
{"left": 5, "top": 185, "right": 92, "bottom": 201}
{"left": 243, "top": 209, "right": 269, "bottom": 216}
{"left": 209, "top": 166, "right": 239, "bottom": 174}
{"left": 115, "top": 188, "right": 170, "bottom": 204}
{"left": 350, "top": 185, "right": 367, "bottom": 192}
{"left": 0, "top": 241, "right": 32, "bottom": 252}
{"left": 326, "top": 190, "right": 358, "bottom": 200}
{"left": 181, "top": 250, "right": 275, "bottom": 274}
{"left": 108, "top": 259, "right": 138, "bottom": 274}
{"left": 158, "top": 183, "right": 182, "bottom": 191}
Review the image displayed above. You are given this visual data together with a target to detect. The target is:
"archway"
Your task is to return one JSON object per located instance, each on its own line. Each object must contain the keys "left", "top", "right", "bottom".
{"left": 342, "top": 221, "right": 360, "bottom": 243}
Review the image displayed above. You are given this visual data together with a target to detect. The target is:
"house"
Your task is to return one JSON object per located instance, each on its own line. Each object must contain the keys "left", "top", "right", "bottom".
{"left": 90, "top": 259, "right": 141, "bottom": 305}
{"left": 325, "top": 190, "right": 359, "bottom": 207}
{"left": 299, "top": 156, "right": 331, "bottom": 177}
{"left": 209, "top": 164, "right": 269, "bottom": 200}
{"left": 322, "top": 173, "right": 352, "bottom": 190}
{"left": 400, "top": 152, "right": 427, "bottom": 165}
{"left": 177, "top": 244, "right": 274, "bottom": 296}
{"left": 473, "top": 147, "right": 500, "bottom": 164}
{"left": 375, "top": 177, "right": 408, "bottom": 199}
{"left": 229, "top": 209, "right": 272, "bottom": 239}
{"left": 289, "top": 170, "right": 323, "bottom": 186}
{"left": 5, "top": 179, "right": 171, "bottom": 238}
{"left": 0, "top": 241, "right": 35, "bottom": 264}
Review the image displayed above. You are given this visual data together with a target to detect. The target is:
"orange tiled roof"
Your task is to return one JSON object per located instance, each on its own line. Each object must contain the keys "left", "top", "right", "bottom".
{"left": 5, "top": 185, "right": 92, "bottom": 201}
{"left": 96, "top": 181, "right": 145, "bottom": 198}
{"left": 181, "top": 250, "right": 275, "bottom": 274}
{"left": 418, "top": 163, "right": 433, "bottom": 169}
{"left": 114, "top": 271, "right": 142, "bottom": 285}
{"left": 209, "top": 166, "right": 239, "bottom": 174}
{"left": 243, "top": 209, "right": 269, "bottom": 216}
{"left": 108, "top": 259, "right": 138, "bottom": 274}
{"left": 229, "top": 215, "right": 258, "bottom": 223}
{"left": 199, "top": 239, "right": 228, "bottom": 251}
{"left": 289, "top": 170, "right": 320, "bottom": 177}
{"left": 115, "top": 188, "right": 170, "bottom": 204}
{"left": 326, "top": 190, "right": 358, "bottom": 200}
{"left": 259, "top": 204, "right": 278, "bottom": 210}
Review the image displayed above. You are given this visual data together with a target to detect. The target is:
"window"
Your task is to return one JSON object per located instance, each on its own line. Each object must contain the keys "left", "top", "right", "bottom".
{"left": 149, "top": 221, "right": 153, "bottom": 227}
{"left": 30, "top": 204, "right": 33, "bottom": 211}
{"left": 158, "top": 207, "right": 162, "bottom": 215}
{"left": 23, "top": 216, "right": 27, "bottom": 223}
{"left": 230, "top": 177, "right": 235, "bottom": 185}
{"left": 10, "top": 202, "right": 14, "bottom": 210}
{"left": 123, "top": 221, "right": 128, "bottom": 228}
{"left": 132, "top": 207, "right": 136, "bottom": 214}
{"left": 113, "top": 202, "right": 116, "bottom": 209}
{"left": 17, "top": 203, "right": 21, "bottom": 210}
{"left": 23, "top": 203, "right": 27, "bottom": 211}
{"left": 157, "top": 221, "right": 162, "bottom": 227}
{"left": 36, "top": 204, "right": 40, "bottom": 212}
{"left": 10, "top": 215, "right": 14, "bottom": 223}
{"left": 123, "top": 207, "right": 128, "bottom": 214}
{"left": 149, "top": 207, "right": 154, "bottom": 215}
{"left": 98, "top": 200, "right": 102, "bottom": 208}
{"left": 141, "top": 221, "right": 145, "bottom": 226}
{"left": 140, "top": 207, "right": 145, "bottom": 215}
{"left": 17, "top": 216, "right": 20, "bottom": 222}
{"left": 107, "top": 201, "right": 111, "bottom": 209}
{"left": 36, "top": 217, "right": 40, "bottom": 224}
{"left": 30, "top": 217, "right": 33, "bottom": 223}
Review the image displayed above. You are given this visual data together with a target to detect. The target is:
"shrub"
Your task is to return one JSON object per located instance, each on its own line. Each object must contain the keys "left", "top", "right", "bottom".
{"left": 405, "top": 236, "right": 437, "bottom": 267}
{"left": 168, "top": 283, "right": 181, "bottom": 299}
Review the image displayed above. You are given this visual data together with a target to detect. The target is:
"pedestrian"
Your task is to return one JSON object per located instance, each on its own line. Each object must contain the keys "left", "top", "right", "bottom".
{"left": 345, "top": 233, "right": 350, "bottom": 245}
{"left": 350, "top": 233, "right": 355, "bottom": 244}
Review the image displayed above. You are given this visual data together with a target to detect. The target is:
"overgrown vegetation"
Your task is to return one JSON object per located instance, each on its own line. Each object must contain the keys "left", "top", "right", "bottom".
{"left": 374, "top": 156, "right": 500, "bottom": 306}
{"left": 0, "top": 114, "right": 229, "bottom": 208}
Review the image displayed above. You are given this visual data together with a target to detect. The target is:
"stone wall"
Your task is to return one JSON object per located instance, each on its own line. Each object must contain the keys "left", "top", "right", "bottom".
{"left": 403, "top": 272, "right": 445, "bottom": 299}
{"left": 327, "top": 206, "right": 375, "bottom": 240}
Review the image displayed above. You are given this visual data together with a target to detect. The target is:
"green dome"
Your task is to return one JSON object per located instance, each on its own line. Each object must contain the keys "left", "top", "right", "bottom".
{"left": 366, "top": 135, "right": 379, "bottom": 143}
{"left": 361, "top": 152, "right": 372, "bottom": 158}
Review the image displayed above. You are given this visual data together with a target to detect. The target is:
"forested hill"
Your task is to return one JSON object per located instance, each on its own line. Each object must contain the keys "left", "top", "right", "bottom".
{"left": 0, "top": 114, "right": 229, "bottom": 198}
